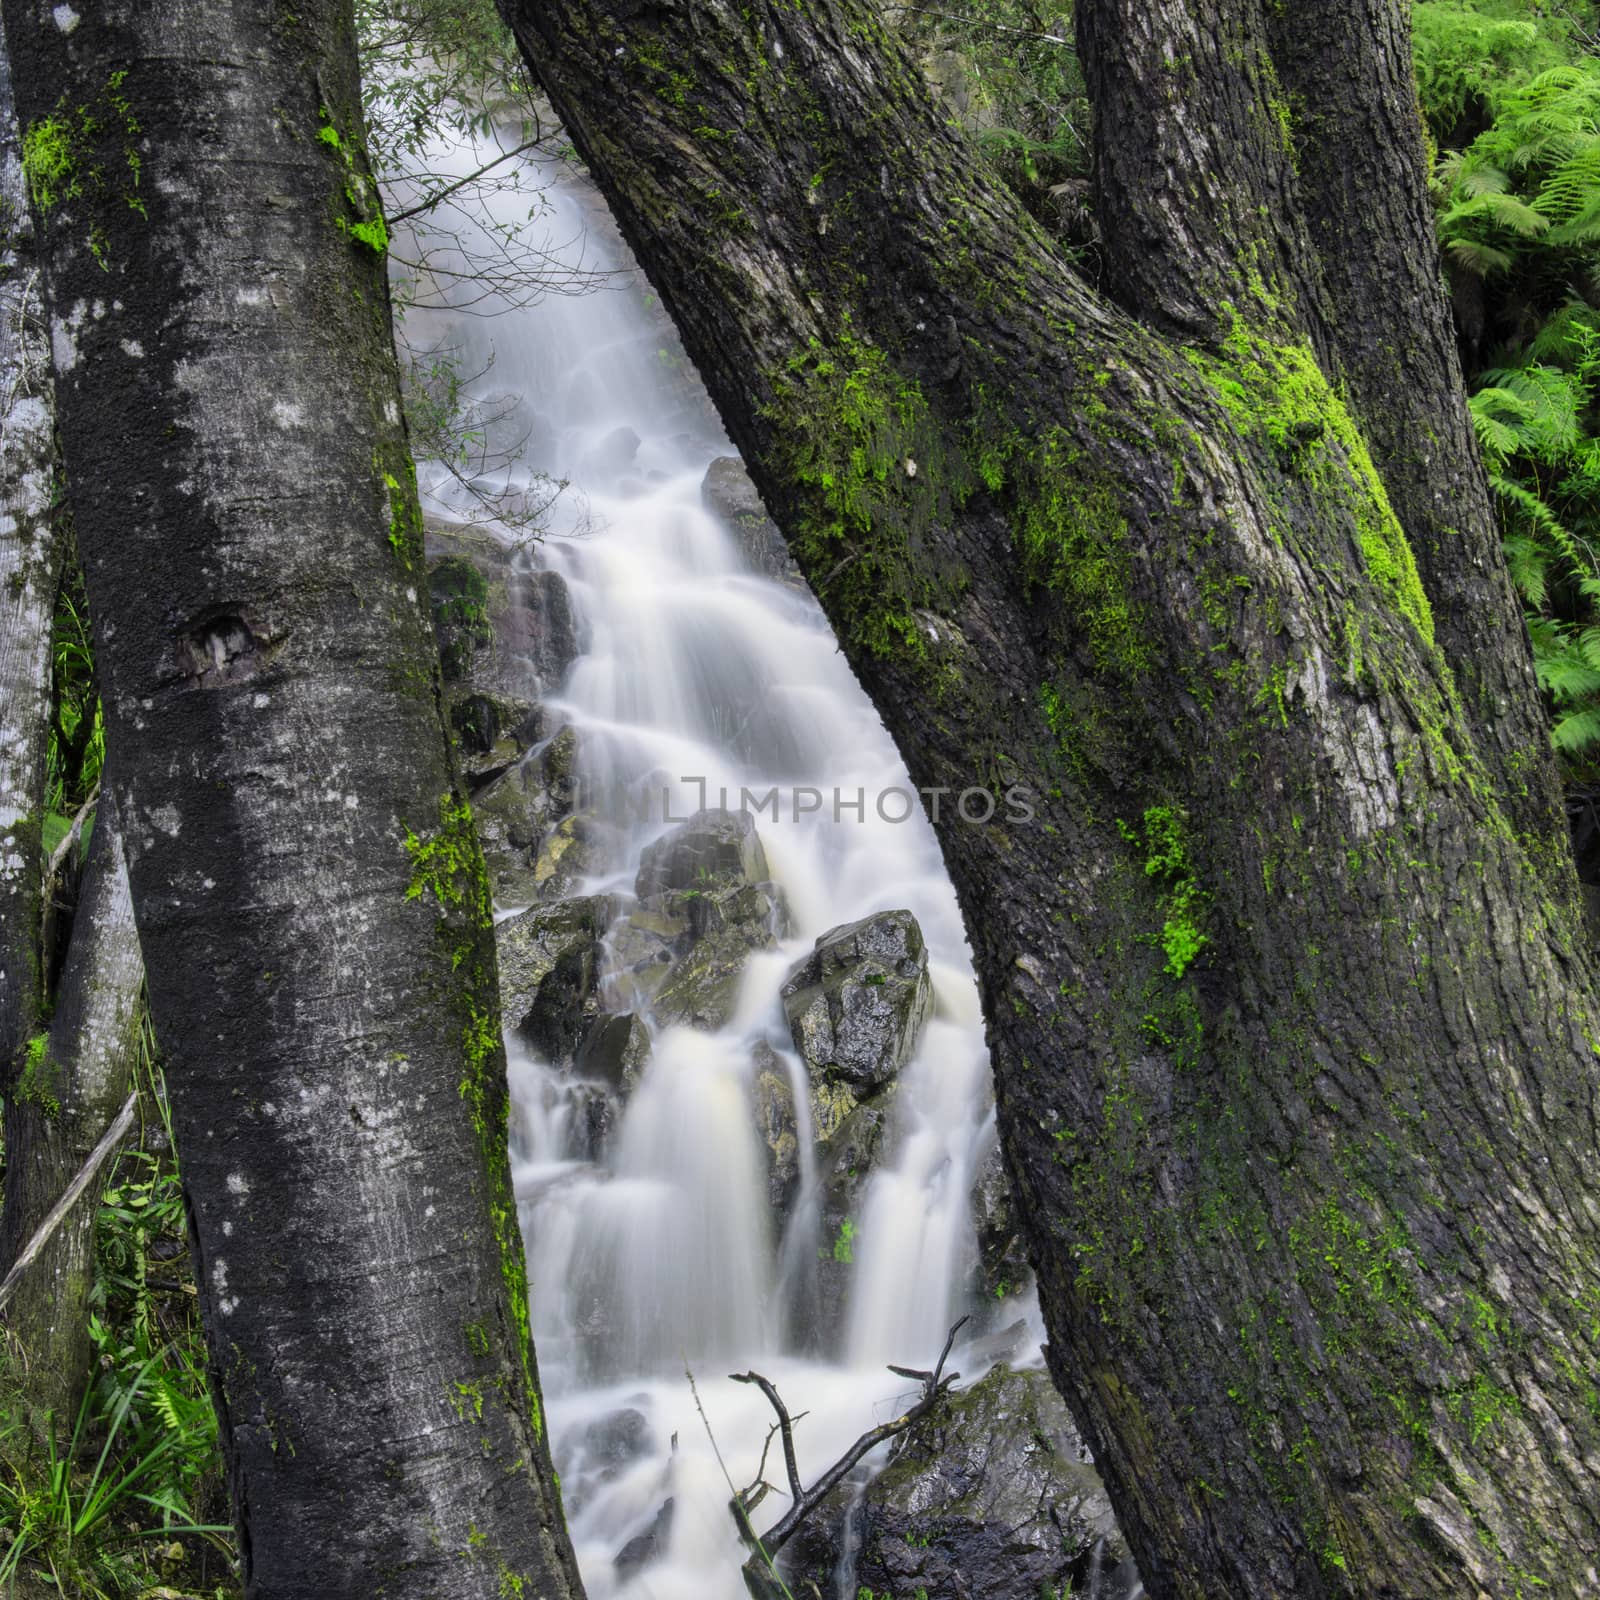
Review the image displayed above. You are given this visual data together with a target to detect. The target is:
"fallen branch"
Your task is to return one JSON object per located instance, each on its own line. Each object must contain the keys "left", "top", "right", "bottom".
{"left": 0, "top": 1091, "right": 136, "bottom": 1317}
{"left": 727, "top": 1314, "right": 969, "bottom": 1599}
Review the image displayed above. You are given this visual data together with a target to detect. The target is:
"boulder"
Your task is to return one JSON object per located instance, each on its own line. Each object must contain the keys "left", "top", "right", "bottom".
{"left": 531, "top": 811, "right": 622, "bottom": 904}
{"left": 649, "top": 879, "right": 791, "bottom": 1031}
{"left": 635, "top": 808, "right": 770, "bottom": 898}
{"left": 495, "top": 894, "right": 620, "bottom": 1064}
{"left": 576, "top": 1012, "right": 652, "bottom": 1095}
{"left": 751, "top": 1042, "right": 800, "bottom": 1213}
{"left": 781, "top": 1365, "right": 1140, "bottom": 1600}
{"left": 780, "top": 909, "right": 932, "bottom": 1123}
{"left": 612, "top": 810, "right": 792, "bottom": 1031}
{"left": 448, "top": 690, "right": 543, "bottom": 787}
{"left": 701, "top": 455, "right": 800, "bottom": 581}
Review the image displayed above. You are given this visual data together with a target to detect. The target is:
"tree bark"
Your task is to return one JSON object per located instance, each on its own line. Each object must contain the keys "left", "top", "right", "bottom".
{"left": 505, "top": 2, "right": 1600, "bottom": 1595}
{"left": 1, "top": 788, "right": 141, "bottom": 1426}
{"left": 0, "top": 18, "right": 58, "bottom": 1077}
{"left": 0, "top": 3, "right": 583, "bottom": 1596}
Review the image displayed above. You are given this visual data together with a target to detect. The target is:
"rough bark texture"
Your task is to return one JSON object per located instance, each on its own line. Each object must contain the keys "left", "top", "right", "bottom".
{"left": 505, "top": 2, "right": 1600, "bottom": 1595}
{"left": 0, "top": 22, "right": 58, "bottom": 1078}
{"left": 0, "top": 3, "right": 584, "bottom": 1596}
{"left": 1, "top": 790, "right": 141, "bottom": 1425}
{"left": 1078, "top": 0, "right": 1566, "bottom": 873}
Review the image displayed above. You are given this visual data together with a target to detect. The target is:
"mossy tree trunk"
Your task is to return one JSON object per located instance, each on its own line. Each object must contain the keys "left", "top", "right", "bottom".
{"left": 505, "top": 1, "right": 1600, "bottom": 1594}
{"left": 0, "top": 3, "right": 583, "bottom": 1596}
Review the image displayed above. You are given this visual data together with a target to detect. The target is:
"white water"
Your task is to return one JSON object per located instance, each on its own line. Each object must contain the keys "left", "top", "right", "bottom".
{"left": 395, "top": 131, "right": 1036, "bottom": 1599}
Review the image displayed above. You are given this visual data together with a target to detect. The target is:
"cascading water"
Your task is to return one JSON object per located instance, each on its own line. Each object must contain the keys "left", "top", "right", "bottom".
{"left": 394, "top": 127, "right": 1056, "bottom": 1600}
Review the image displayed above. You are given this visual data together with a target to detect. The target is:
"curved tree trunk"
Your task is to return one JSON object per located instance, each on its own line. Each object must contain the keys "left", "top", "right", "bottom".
{"left": 0, "top": 4, "right": 584, "bottom": 1596}
{"left": 505, "top": 2, "right": 1600, "bottom": 1594}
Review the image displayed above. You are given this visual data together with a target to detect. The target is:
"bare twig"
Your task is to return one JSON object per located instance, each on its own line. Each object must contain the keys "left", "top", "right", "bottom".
{"left": 730, "top": 1315, "right": 969, "bottom": 1559}
{"left": 387, "top": 134, "right": 549, "bottom": 226}
{"left": 0, "top": 1091, "right": 137, "bottom": 1316}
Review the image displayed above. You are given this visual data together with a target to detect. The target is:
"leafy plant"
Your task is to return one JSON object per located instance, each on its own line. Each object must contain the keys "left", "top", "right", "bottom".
{"left": 0, "top": 1019, "right": 240, "bottom": 1598}
{"left": 1418, "top": 5, "right": 1600, "bottom": 771}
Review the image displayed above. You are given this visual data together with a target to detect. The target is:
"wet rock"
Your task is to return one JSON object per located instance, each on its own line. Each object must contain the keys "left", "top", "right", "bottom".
{"left": 613, "top": 1496, "right": 674, "bottom": 1581}
{"left": 649, "top": 879, "right": 791, "bottom": 1031}
{"left": 780, "top": 909, "right": 932, "bottom": 1128}
{"left": 585, "top": 1407, "right": 652, "bottom": 1472}
{"left": 577, "top": 1012, "right": 652, "bottom": 1095}
{"left": 751, "top": 1042, "right": 800, "bottom": 1212}
{"left": 970, "top": 1136, "right": 1034, "bottom": 1305}
{"left": 449, "top": 690, "right": 543, "bottom": 787}
{"left": 474, "top": 726, "right": 583, "bottom": 902}
{"left": 635, "top": 808, "right": 770, "bottom": 898}
{"left": 531, "top": 811, "right": 622, "bottom": 905}
{"left": 567, "top": 1081, "right": 619, "bottom": 1163}
{"left": 426, "top": 523, "right": 580, "bottom": 700}
{"left": 804, "top": 1089, "right": 898, "bottom": 1350}
{"left": 589, "top": 424, "right": 641, "bottom": 477}
{"left": 781, "top": 1365, "right": 1139, "bottom": 1600}
{"left": 613, "top": 809, "right": 792, "bottom": 1030}
{"left": 496, "top": 894, "right": 620, "bottom": 1063}
{"left": 702, "top": 455, "right": 800, "bottom": 581}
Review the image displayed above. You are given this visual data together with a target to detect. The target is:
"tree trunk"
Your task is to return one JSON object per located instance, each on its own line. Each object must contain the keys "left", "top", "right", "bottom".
{"left": 504, "top": 2, "right": 1600, "bottom": 1594}
{"left": 0, "top": 19, "right": 58, "bottom": 1077}
{"left": 0, "top": 4, "right": 583, "bottom": 1596}
{"left": 1, "top": 788, "right": 141, "bottom": 1426}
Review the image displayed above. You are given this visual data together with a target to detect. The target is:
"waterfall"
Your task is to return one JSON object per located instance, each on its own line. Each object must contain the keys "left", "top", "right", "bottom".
{"left": 395, "top": 130, "right": 1017, "bottom": 1600}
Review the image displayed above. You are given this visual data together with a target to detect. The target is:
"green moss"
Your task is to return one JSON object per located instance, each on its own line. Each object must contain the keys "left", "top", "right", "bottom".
{"left": 1118, "top": 806, "right": 1208, "bottom": 977}
{"left": 403, "top": 795, "right": 543, "bottom": 1439}
{"left": 17, "top": 1034, "right": 60, "bottom": 1118}
{"left": 1184, "top": 311, "right": 1435, "bottom": 645}
{"left": 21, "top": 117, "right": 78, "bottom": 213}
{"left": 1014, "top": 430, "right": 1152, "bottom": 678}
{"left": 764, "top": 324, "right": 965, "bottom": 660}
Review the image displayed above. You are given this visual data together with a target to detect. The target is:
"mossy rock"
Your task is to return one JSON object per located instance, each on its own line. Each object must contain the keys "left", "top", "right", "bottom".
{"left": 495, "top": 894, "right": 621, "bottom": 1063}
{"left": 781, "top": 1365, "right": 1140, "bottom": 1600}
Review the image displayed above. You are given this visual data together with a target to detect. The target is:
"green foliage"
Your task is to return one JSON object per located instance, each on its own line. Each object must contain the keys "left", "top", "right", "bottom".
{"left": 46, "top": 557, "right": 103, "bottom": 821}
{"left": 832, "top": 1218, "right": 857, "bottom": 1264}
{"left": 0, "top": 1028, "right": 235, "bottom": 1597}
{"left": 1118, "top": 806, "right": 1208, "bottom": 978}
{"left": 1419, "top": 8, "right": 1600, "bottom": 770}
{"left": 890, "top": 4, "right": 1088, "bottom": 218}
{"left": 1412, "top": 3, "right": 1562, "bottom": 142}
{"left": 21, "top": 117, "right": 77, "bottom": 213}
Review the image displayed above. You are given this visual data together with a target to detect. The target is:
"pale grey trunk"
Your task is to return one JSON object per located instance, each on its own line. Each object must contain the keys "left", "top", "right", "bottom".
{"left": 0, "top": 24, "right": 58, "bottom": 1068}
{"left": 3, "top": 791, "right": 142, "bottom": 1424}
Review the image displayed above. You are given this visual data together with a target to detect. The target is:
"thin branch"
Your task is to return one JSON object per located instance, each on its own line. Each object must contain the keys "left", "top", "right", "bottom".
{"left": 732, "top": 1316, "right": 969, "bottom": 1558}
{"left": 730, "top": 1370, "right": 804, "bottom": 1503}
{"left": 386, "top": 135, "right": 549, "bottom": 226}
{"left": 0, "top": 1091, "right": 137, "bottom": 1316}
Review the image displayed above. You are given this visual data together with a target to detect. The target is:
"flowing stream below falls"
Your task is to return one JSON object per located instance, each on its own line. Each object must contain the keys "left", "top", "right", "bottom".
{"left": 391, "top": 124, "right": 1136, "bottom": 1600}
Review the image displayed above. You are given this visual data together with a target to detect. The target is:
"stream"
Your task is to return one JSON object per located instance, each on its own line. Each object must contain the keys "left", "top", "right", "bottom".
{"left": 392, "top": 124, "right": 1127, "bottom": 1600}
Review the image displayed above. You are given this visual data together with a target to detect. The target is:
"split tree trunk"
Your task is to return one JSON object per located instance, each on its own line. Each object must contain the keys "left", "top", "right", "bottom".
{"left": 0, "top": 3, "right": 583, "bottom": 1595}
{"left": 506, "top": 2, "right": 1600, "bottom": 1594}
